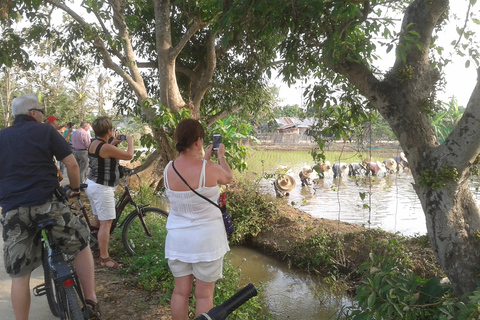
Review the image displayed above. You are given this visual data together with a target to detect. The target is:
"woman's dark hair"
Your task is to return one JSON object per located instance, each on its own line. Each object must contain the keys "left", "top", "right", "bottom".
{"left": 174, "top": 119, "right": 204, "bottom": 152}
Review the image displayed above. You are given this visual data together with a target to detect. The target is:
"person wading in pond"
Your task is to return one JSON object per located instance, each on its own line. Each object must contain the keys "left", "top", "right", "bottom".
{"left": 163, "top": 118, "right": 233, "bottom": 320}
{"left": 85, "top": 116, "right": 134, "bottom": 268}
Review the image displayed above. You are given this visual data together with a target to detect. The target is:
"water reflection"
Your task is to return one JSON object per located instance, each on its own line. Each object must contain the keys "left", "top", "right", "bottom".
{"left": 228, "top": 246, "right": 354, "bottom": 320}
{"left": 257, "top": 165, "right": 427, "bottom": 236}
{"left": 256, "top": 165, "right": 480, "bottom": 237}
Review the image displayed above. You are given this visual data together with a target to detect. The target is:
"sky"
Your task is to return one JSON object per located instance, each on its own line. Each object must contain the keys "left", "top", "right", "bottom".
{"left": 275, "top": 2, "right": 478, "bottom": 109}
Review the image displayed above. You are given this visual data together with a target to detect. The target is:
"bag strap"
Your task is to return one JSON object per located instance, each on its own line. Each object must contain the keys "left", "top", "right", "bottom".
{"left": 171, "top": 161, "right": 221, "bottom": 210}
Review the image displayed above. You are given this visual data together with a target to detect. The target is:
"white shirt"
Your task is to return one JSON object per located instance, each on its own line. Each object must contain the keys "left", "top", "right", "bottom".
{"left": 164, "top": 160, "right": 229, "bottom": 262}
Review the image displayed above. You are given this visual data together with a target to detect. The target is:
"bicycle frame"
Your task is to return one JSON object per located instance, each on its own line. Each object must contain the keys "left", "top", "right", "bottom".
{"left": 72, "top": 172, "right": 154, "bottom": 237}
{"left": 34, "top": 219, "right": 88, "bottom": 320}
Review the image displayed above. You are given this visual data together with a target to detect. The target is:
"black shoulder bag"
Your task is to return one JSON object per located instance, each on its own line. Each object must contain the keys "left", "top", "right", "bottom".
{"left": 171, "top": 161, "right": 234, "bottom": 236}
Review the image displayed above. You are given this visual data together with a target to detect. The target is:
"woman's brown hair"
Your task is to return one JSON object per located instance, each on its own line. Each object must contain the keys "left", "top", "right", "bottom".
{"left": 174, "top": 119, "right": 205, "bottom": 152}
{"left": 92, "top": 116, "right": 113, "bottom": 137}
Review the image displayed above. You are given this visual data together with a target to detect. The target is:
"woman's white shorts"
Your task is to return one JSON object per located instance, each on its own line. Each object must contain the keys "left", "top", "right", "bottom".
{"left": 85, "top": 179, "right": 116, "bottom": 221}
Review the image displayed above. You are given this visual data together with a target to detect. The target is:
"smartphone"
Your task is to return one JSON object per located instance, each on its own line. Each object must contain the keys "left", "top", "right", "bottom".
{"left": 212, "top": 134, "right": 222, "bottom": 151}
{"left": 120, "top": 135, "right": 126, "bottom": 141}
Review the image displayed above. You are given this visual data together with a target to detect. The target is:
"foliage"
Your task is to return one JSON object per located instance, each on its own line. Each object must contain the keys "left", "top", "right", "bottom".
{"left": 419, "top": 166, "right": 459, "bottom": 190}
{"left": 343, "top": 246, "right": 480, "bottom": 320}
{"left": 204, "top": 116, "right": 258, "bottom": 173}
{"left": 225, "top": 179, "right": 280, "bottom": 244}
{"left": 429, "top": 99, "right": 465, "bottom": 143}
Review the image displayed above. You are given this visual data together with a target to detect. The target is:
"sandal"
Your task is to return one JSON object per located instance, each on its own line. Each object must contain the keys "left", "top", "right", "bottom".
{"left": 85, "top": 299, "right": 101, "bottom": 319}
{"left": 98, "top": 256, "right": 122, "bottom": 269}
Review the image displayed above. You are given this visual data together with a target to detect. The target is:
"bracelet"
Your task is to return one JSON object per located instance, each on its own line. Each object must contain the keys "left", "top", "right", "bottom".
{"left": 218, "top": 156, "right": 225, "bottom": 160}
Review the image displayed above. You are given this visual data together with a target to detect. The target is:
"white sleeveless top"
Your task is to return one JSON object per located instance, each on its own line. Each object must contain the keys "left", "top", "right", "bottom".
{"left": 164, "top": 160, "right": 229, "bottom": 262}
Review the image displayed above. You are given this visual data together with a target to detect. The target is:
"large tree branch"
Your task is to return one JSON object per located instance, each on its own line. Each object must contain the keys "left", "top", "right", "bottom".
{"left": 191, "top": 31, "right": 217, "bottom": 109}
{"left": 394, "top": 0, "right": 448, "bottom": 69}
{"left": 439, "top": 67, "right": 480, "bottom": 168}
{"left": 170, "top": 16, "right": 208, "bottom": 59}
{"left": 109, "top": 0, "right": 145, "bottom": 86}
{"left": 204, "top": 104, "right": 243, "bottom": 127}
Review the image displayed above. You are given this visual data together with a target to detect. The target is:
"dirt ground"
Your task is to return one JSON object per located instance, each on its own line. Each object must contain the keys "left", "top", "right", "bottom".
{"left": 93, "top": 201, "right": 437, "bottom": 320}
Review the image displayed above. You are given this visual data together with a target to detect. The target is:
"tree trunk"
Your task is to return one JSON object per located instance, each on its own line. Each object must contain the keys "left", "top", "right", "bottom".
{"left": 331, "top": 0, "right": 480, "bottom": 296}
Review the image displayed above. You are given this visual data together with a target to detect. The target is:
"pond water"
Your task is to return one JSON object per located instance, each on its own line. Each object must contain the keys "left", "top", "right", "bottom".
{"left": 248, "top": 155, "right": 480, "bottom": 237}
{"left": 228, "top": 246, "right": 355, "bottom": 320}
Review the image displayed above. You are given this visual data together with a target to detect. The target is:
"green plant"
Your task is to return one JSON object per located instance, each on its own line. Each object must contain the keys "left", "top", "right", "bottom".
{"left": 226, "top": 180, "right": 280, "bottom": 243}
{"left": 419, "top": 166, "right": 459, "bottom": 190}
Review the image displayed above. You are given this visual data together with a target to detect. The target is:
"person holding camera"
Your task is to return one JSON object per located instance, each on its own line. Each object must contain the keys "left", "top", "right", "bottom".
{"left": 163, "top": 118, "right": 232, "bottom": 320}
{"left": 85, "top": 116, "right": 133, "bottom": 268}
{"left": 0, "top": 95, "right": 100, "bottom": 319}
{"left": 71, "top": 121, "right": 91, "bottom": 183}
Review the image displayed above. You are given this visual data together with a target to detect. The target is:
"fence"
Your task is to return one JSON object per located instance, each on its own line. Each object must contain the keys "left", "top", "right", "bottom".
{"left": 252, "top": 133, "right": 316, "bottom": 146}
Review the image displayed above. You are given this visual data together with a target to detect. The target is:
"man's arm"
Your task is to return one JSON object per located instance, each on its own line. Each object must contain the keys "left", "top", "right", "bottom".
{"left": 62, "top": 154, "right": 80, "bottom": 189}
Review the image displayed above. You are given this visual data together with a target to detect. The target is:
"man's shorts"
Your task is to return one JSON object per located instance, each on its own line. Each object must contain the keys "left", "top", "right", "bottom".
{"left": 168, "top": 257, "right": 224, "bottom": 283}
{"left": 85, "top": 179, "right": 116, "bottom": 220}
{"left": 1, "top": 199, "right": 90, "bottom": 278}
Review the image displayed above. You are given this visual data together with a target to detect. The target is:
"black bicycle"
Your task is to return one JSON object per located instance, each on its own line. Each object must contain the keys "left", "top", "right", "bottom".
{"left": 67, "top": 167, "right": 169, "bottom": 256}
{"left": 195, "top": 283, "right": 258, "bottom": 320}
{"left": 33, "top": 218, "right": 94, "bottom": 320}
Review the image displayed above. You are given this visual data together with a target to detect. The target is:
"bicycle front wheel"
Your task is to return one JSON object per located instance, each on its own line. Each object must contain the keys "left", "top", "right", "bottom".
{"left": 122, "top": 207, "right": 168, "bottom": 256}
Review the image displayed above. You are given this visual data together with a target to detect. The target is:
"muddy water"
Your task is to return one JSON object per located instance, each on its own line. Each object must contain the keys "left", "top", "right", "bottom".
{"left": 257, "top": 163, "right": 480, "bottom": 236}
{"left": 228, "top": 246, "right": 355, "bottom": 319}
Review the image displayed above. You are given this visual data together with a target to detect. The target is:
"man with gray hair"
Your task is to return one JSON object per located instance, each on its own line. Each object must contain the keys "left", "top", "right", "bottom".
{"left": 71, "top": 120, "right": 91, "bottom": 183}
{"left": 0, "top": 94, "right": 100, "bottom": 319}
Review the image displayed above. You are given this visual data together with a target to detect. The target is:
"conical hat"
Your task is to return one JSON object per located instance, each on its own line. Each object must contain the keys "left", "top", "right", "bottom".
{"left": 376, "top": 161, "right": 386, "bottom": 173}
{"left": 302, "top": 166, "right": 313, "bottom": 178}
{"left": 275, "top": 175, "right": 296, "bottom": 192}
{"left": 385, "top": 158, "right": 397, "bottom": 170}
{"left": 340, "top": 163, "right": 349, "bottom": 174}
{"left": 323, "top": 161, "right": 331, "bottom": 171}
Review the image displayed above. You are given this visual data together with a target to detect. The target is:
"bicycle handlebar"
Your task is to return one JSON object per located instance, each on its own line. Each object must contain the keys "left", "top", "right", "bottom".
{"left": 195, "top": 283, "right": 257, "bottom": 320}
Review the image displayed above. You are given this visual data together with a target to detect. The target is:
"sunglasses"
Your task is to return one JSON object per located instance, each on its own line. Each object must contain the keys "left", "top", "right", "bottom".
{"left": 28, "top": 108, "right": 45, "bottom": 115}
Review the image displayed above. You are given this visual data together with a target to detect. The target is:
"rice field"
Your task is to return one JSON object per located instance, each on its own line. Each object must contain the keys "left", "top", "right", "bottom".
{"left": 241, "top": 145, "right": 402, "bottom": 178}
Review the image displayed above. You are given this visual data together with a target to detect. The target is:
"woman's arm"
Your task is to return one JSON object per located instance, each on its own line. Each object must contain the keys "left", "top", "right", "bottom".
{"left": 100, "top": 135, "right": 134, "bottom": 160}
{"left": 205, "top": 144, "right": 232, "bottom": 185}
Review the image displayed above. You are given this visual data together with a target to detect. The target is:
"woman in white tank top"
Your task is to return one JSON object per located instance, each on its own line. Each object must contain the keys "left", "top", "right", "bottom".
{"left": 164, "top": 119, "right": 233, "bottom": 320}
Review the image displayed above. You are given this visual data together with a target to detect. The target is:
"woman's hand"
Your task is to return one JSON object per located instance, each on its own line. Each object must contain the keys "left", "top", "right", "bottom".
{"left": 216, "top": 143, "right": 226, "bottom": 157}
{"left": 204, "top": 144, "right": 213, "bottom": 161}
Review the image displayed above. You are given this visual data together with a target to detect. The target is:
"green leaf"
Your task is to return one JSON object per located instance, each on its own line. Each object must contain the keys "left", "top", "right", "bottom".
{"left": 367, "top": 292, "right": 376, "bottom": 308}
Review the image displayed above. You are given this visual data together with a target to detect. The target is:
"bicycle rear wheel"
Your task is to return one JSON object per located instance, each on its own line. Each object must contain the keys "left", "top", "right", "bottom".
{"left": 121, "top": 207, "right": 168, "bottom": 256}
{"left": 42, "top": 247, "right": 60, "bottom": 317}
{"left": 64, "top": 285, "right": 84, "bottom": 320}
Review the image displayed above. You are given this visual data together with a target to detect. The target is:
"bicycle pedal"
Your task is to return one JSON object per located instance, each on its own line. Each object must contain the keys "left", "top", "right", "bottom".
{"left": 33, "top": 283, "right": 47, "bottom": 296}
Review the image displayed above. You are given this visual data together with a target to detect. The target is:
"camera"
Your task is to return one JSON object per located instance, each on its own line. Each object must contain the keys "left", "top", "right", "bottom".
{"left": 212, "top": 134, "right": 221, "bottom": 151}
{"left": 67, "top": 122, "right": 74, "bottom": 128}
{"left": 120, "top": 135, "right": 126, "bottom": 141}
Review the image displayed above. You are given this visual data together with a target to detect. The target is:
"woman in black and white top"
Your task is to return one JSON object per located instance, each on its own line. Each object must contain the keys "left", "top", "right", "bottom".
{"left": 85, "top": 116, "right": 134, "bottom": 268}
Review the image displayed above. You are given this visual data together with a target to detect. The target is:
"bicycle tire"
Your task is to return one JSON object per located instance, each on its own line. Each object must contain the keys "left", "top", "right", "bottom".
{"left": 121, "top": 207, "right": 168, "bottom": 256}
{"left": 42, "top": 247, "right": 60, "bottom": 317}
{"left": 64, "top": 285, "right": 84, "bottom": 320}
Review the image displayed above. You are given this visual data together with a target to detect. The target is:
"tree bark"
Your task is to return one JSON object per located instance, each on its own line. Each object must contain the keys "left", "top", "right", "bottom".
{"left": 335, "top": 0, "right": 480, "bottom": 295}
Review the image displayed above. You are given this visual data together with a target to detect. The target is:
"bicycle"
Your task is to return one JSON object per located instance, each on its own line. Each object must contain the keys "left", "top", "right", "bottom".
{"left": 195, "top": 283, "right": 258, "bottom": 320}
{"left": 33, "top": 218, "right": 95, "bottom": 320}
{"left": 67, "top": 167, "right": 169, "bottom": 256}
